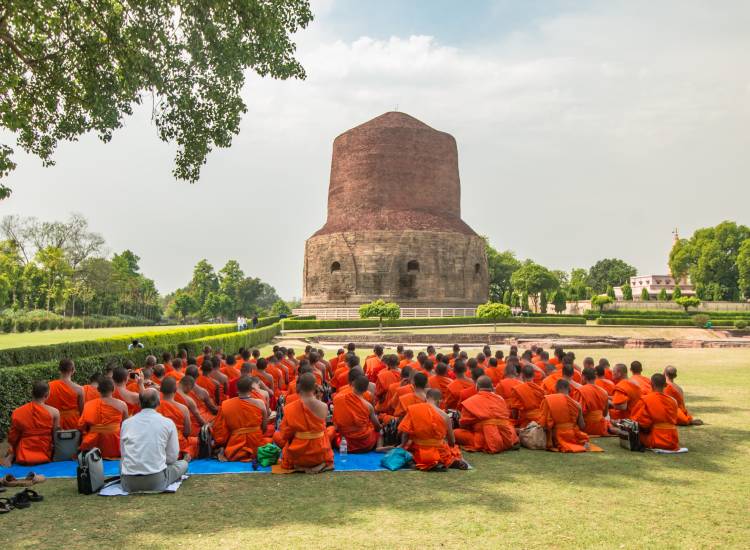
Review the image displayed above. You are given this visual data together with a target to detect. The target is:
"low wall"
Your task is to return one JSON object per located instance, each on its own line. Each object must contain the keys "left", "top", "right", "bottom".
{"left": 566, "top": 300, "right": 750, "bottom": 314}
{"left": 292, "top": 307, "right": 477, "bottom": 320}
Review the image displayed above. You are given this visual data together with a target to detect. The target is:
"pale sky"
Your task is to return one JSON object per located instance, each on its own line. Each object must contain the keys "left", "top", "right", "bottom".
{"left": 2, "top": 0, "right": 749, "bottom": 299}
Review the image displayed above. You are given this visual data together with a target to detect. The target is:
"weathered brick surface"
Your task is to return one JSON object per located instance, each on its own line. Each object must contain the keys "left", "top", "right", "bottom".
{"left": 303, "top": 112, "right": 489, "bottom": 308}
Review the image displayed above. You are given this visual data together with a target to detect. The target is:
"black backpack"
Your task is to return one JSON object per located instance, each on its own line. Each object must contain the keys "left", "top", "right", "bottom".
{"left": 381, "top": 418, "right": 401, "bottom": 446}
{"left": 198, "top": 424, "right": 214, "bottom": 459}
{"left": 77, "top": 448, "right": 119, "bottom": 494}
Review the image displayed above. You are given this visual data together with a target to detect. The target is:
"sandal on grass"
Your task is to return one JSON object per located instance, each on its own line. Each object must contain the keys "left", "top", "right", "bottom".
{"left": 10, "top": 491, "right": 31, "bottom": 509}
{"left": 27, "top": 472, "right": 46, "bottom": 485}
{"left": 21, "top": 488, "right": 43, "bottom": 502}
{"left": 2, "top": 474, "right": 32, "bottom": 488}
{"left": 0, "top": 497, "right": 12, "bottom": 513}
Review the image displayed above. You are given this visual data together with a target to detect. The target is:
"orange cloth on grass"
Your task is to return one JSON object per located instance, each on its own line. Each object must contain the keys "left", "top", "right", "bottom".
{"left": 631, "top": 392, "right": 680, "bottom": 450}
{"left": 332, "top": 392, "right": 378, "bottom": 452}
{"left": 398, "top": 402, "right": 462, "bottom": 470}
{"left": 274, "top": 400, "right": 334, "bottom": 470}
{"left": 46, "top": 379, "right": 80, "bottom": 429}
{"left": 454, "top": 392, "right": 518, "bottom": 453}
{"left": 8, "top": 402, "right": 54, "bottom": 465}
{"left": 213, "top": 397, "right": 268, "bottom": 461}
{"left": 540, "top": 393, "right": 601, "bottom": 452}
{"left": 78, "top": 398, "right": 124, "bottom": 458}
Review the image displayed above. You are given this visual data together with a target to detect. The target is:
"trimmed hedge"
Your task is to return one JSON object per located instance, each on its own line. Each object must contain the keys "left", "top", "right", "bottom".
{"left": 283, "top": 316, "right": 586, "bottom": 330}
{"left": 0, "top": 314, "right": 155, "bottom": 334}
{"left": 586, "top": 309, "right": 750, "bottom": 320}
{"left": 595, "top": 317, "right": 734, "bottom": 327}
{"left": 0, "top": 321, "right": 282, "bottom": 438}
{"left": 0, "top": 324, "right": 237, "bottom": 368}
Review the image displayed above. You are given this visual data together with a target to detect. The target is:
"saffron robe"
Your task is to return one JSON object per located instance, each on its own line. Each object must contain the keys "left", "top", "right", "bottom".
{"left": 83, "top": 384, "right": 101, "bottom": 403}
{"left": 113, "top": 386, "right": 141, "bottom": 416}
{"left": 631, "top": 374, "right": 653, "bottom": 395}
{"left": 274, "top": 400, "right": 334, "bottom": 470}
{"left": 445, "top": 378, "right": 473, "bottom": 410}
{"left": 428, "top": 374, "right": 453, "bottom": 409}
{"left": 578, "top": 383, "right": 609, "bottom": 436}
{"left": 610, "top": 379, "right": 642, "bottom": 420}
{"left": 8, "top": 402, "right": 54, "bottom": 465}
{"left": 595, "top": 377, "right": 616, "bottom": 396}
{"left": 496, "top": 378, "right": 521, "bottom": 401}
{"left": 158, "top": 399, "right": 197, "bottom": 457}
{"left": 631, "top": 392, "right": 680, "bottom": 450}
{"left": 213, "top": 397, "right": 268, "bottom": 461}
{"left": 375, "top": 369, "right": 400, "bottom": 407}
{"left": 331, "top": 392, "right": 379, "bottom": 452}
{"left": 78, "top": 398, "right": 123, "bottom": 458}
{"left": 540, "top": 393, "right": 601, "bottom": 452}
{"left": 541, "top": 372, "right": 562, "bottom": 395}
{"left": 507, "top": 381, "right": 545, "bottom": 428}
{"left": 393, "top": 392, "right": 426, "bottom": 419}
{"left": 454, "top": 392, "right": 518, "bottom": 453}
{"left": 398, "top": 402, "right": 463, "bottom": 470}
{"left": 665, "top": 382, "right": 693, "bottom": 425}
{"left": 47, "top": 379, "right": 80, "bottom": 429}
{"left": 196, "top": 374, "right": 221, "bottom": 405}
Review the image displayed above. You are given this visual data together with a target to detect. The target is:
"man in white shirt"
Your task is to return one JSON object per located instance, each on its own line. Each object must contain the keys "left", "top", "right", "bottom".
{"left": 120, "top": 388, "right": 188, "bottom": 493}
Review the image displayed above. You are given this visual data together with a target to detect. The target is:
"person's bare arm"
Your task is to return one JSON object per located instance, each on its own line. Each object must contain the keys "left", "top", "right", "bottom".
{"left": 445, "top": 416, "right": 456, "bottom": 446}
{"left": 183, "top": 409, "right": 192, "bottom": 437}
{"left": 576, "top": 404, "right": 585, "bottom": 430}
{"left": 367, "top": 402, "right": 381, "bottom": 430}
{"left": 76, "top": 386, "right": 84, "bottom": 413}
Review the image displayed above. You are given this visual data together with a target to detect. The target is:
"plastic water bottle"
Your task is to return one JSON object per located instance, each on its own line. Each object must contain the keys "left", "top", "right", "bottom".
{"left": 339, "top": 437, "right": 348, "bottom": 463}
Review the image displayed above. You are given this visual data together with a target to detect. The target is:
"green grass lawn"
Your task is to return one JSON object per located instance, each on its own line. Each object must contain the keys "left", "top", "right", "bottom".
{"left": 3, "top": 348, "right": 749, "bottom": 549}
{"left": 0, "top": 325, "right": 197, "bottom": 350}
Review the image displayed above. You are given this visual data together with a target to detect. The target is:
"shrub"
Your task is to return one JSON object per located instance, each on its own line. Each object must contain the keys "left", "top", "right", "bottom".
{"left": 672, "top": 286, "right": 682, "bottom": 300}
{"left": 1, "top": 318, "right": 13, "bottom": 333}
{"left": 179, "top": 322, "right": 281, "bottom": 357}
{"left": 676, "top": 296, "right": 701, "bottom": 312}
{"left": 72, "top": 319, "right": 83, "bottom": 329}
{"left": 359, "top": 299, "right": 401, "bottom": 331}
{"left": 692, "top": 314, "right": 710, "bottom": 328}
{"left": 640, "top": 288, "right": 650, "bottom": 301}
{"left": 15, "top": 319, "right": 28, "bottom": 332}
{"left": 735, "top": 320, "right": 748, "bottom": 330}
{"left": 283, "top": 315, "right": 586, "bottom": 331}
{"left": 595, "top": 317, "right": 734, "bottom": 327}
{"left": 658, "top": 289, "right": 669, "bottom": 301}
{"left": 622, "top": 284, "right": 633, "bottom": 301}
{"left": 476, "top": 302, "right": 512, "bottom": 332}
{"left": 591, "top": 295, "right": 614, "bottom": 313}
{"left": 27, "top": 320, "right": 39, "bottom": 332}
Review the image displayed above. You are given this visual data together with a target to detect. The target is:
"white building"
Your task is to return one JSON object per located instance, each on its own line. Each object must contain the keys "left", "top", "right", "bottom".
{"left": 617, "top": 274, "right": 695, "bottom": 300}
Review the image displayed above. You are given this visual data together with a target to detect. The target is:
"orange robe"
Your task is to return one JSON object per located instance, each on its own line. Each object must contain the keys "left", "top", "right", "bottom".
{"left": 213, "top": 397, "right": 268, "bottom": 461}
{"left": 631, "top": 374, "right": 653, "bottom": 395}
{"left": 665, "top": 383, "right": 693, "bottom": 425}
{"left": 458, "top": 385, "right": 477, "bottom": 410}
{"left": 274, "top": 400, "right": 334, "bottom": 470}
{"left": 631, "top": 392, "right": 680, "bottom": 450}
{"left": 114, "top": 386, "right": 141, "bottom": 416}
{"left": 196, "top": 375, "right": 221, "bottom": 405}
{"left": 78, "top": 398, "right": 123, "bottom": 458}
{"left": 541, "top": 372, "right": 562, "bottom": 395}
{"left": 83, "top": 384, "right": 101, "bottom": 403}
{"left": 332, "top": 392, "right": 379, "bottom": 452}
{"left": 398, "top": 402, "right": 463, "bottom": 470}
{"left": 496, "top": 378, "right": 521, "bottom": 401}
{"left": 445, "top": 378, "right": 473, "bottom": 410}
{"left": 578, "top": 384, "right": 609, "bottom": 436}
{"left": 8, "top": 402, "right": 54, "bottom": 465}
{"left": 394, "top": 392, "right": 426, "bottom": 419}
{"left": 508, "top": 381, "right": 545, "bottom": 428}
{"left": 190, "top": 389, "right": 216, "bottom": 424}
{"left": 595, "top": 378, "right": 616, "bottom": 396}
{"left": 484, "top": 366, "right": 502, "bottom": 385}
{"left": 175, "top": 392, "right": 202, "bottom": 437}
{"left": 158, "top": 399, "right": 197, "bottom": 458}
{"left": 46, "top": 379, "right": 80, "bottom": 429}
{"left": 375, "top": 369, "right": 400, "bottom": 408}
{"left": 611, "top": 379, "right": 642, "bottom": 420}
{"left": 220, "top": 364, "right": 241, "bottom": 381}
{"left": 266, "top": 364, "right": 286, "bottom": 392}
{"left": 427, "top": 375, "right": 452, "bottom": 409}
{"left": 332, "top": 367, "right": 350, "bottom": 390}
{"left": 540, "top": 393, "right": 600, "bottom": 452}
{"left": 454, "top": 392, "right": 518, "bottom": 453}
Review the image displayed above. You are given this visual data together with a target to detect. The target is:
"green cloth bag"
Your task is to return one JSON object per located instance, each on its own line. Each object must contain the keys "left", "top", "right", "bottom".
{"left": 257, "top": 443, "right": 281, "bottom": 467}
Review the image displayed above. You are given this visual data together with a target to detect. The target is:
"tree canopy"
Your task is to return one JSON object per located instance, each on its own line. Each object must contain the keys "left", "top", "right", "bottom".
{"left": 586, "top": 258, "right": 637, "bottom": 294}
{"left": 0, "top": 0, "right": 313, "bottom": 198}
{"left": 484, "top": 239, "right": 521, "bottom": 302}
{"left": 510, "top": 260, "right": 559, "bottom": 310}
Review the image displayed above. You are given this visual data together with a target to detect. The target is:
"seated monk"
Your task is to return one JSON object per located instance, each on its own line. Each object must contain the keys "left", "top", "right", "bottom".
{"left": 176, "top": 375, "right": 208, "bottom": 436}
{"left": 113, "top": 366, "right": 142, "bottom": 416}
{"left": 185, "top": 365, "right": 218, "bottom": 420}
{"left": 663, "top": 366, "right": 702, "bottom": 426}
{"left": 273, "top": 373, "right": 334, "bottom": 474}
{"left": 336, "top": 366, "right": 376, "bottom": 404}
{"left": 332, "top": 353, "right": 357, "bottom": 391}
{"left": 165, "top": 358, "right": 186, "bottom": 381}
{"left": 78, "top": 377, "right": 128, "bottom": 459}
{"left": 445, "top": 360, "right": 473, "bottom": 410}
{"left": 631, "top": 373, "right": 680, "bottom": 450}
{"left": 398, "top": 349, "right": 419, "bottom": 372}
{"left": 496, "top": 360, "right": 522, "bottom": 401}
{"left": 197, "top": 362, "right": 221, "bottom": 405}
{"left": 393, "top": 372, "right": 429, "bottom": 419}
{"left": 157, "top": 377, "right": 197, "bottom": 461}
{"left": 541, "top": 364, "right": 562, "bottom": 395}
{"left": 578, "top": 367, "right": 611, "bottom": 436}
{"left": 379, "top": 365, "right": 413, "bottom": 422}
{"left": 331, "top": 375, "right": 382, "bottom": 452}
{"left": 484, "top": 357, "right": 502, "bottom": 385}
{"left": 630, "top": 361, "right": 652, "bottom": 394}
{"left": 598, "top": 358, "right": 614, "bottom": 380}
{"left": 375, "top": 354, "right": 401, "bottom": 412}
{"left": 209, "top": 356, "right": 229, "bottom": 403}
{"left": 559, "top": 362, "right": 583, "bottom": 403}
{"left": 454, "top": 376, "right": 519, "bottom": 453}
{"left": 457, "top": 366, "right": 484, "bottom": 409}
{"left": 46, "top": 358, "right": 84, "bottom": 430}
{"left": 540, "top": 379, "right": 602, "bottom": 453}
{"left": 220, "top": 354, "right": 241, "bottom": 381}
{"left": 610, "top": 363, "right": 642, "bottom": 420}
{"left": 365, "top": 345, "right": 386, "bottom": 382}
{"left": 228, "top": 361, "right": 253, "bottom": 398}
{"left": 267, "top": 352, "right": 288, "bottom": 392}
{"left": 398, "top": 389, "right": 469, "bottom": 471}
{"left": 595, "top": 363, "right": 615, "bottom": 395}
{"left": 508, "top": 364, "right": 545, "bottom": 428}
{"left": 83, "top": 372, "right": 102, "bottom": 403}
{"left": 4, "top": 381, "right": 59, "bottom": 466}
{"left": 213, "top": 376, "right": 269, "bottom": 461}
{"left": 428, "top": 363, "right": 453, "bottom": 409}
{"left": 252, "top": 358, "right": 276, "bottom": 405}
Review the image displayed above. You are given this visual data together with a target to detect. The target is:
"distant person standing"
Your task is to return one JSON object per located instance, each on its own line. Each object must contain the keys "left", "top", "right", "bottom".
{"left": 251, "top": 314, "right": 258, "bottom": 330}
{"left": 237, "top": 315, "right": 243, "bottom": 332}
{"left": 128, "top": 339, "right": 144, "bottom": 351}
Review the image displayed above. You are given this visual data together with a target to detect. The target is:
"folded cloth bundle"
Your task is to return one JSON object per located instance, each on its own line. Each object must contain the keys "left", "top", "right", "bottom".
{"left": 257, "top": 444, "right": 282, "bottom": 467}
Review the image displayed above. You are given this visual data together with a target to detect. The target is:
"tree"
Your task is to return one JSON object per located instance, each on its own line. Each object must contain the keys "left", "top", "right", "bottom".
{"left": 0, "top": 0, "right": 314, "bottom": 199}
{"left": 669, "top": 221, "right": 750, "bottom": 301}
{"left": 552, "top": 289, "right": 567, "bottom": 314}
{"left": 658, "top": 288, "right": 669, "bottom": 301}
{"left": 188, "top": 260, "right": 219, "bottom": 309}
{"left": 641, "top": 288, "right": 650, "bottom": 301}
{"left": 502, "top": 289, "right": 512, "bottom": 306}
{"left": 676, "top": 296, "right": 701, "bottom": 313}
{"left": 539, "top": 290, "right": 548, "bottom": 314}
{"left": 35, "top": 246, "right": 71, "bottom": 312}
{"left": 566, "top": 268, "right": 591, "bottom": 300}
{"left": 271, "top": 300, "right": 292, "bottom": 316}
{"left": 672, "top": 286, "right": 682, "bottom": 301}
{"left": 622, "top": 284, "right": 633, "bottom": 301}
{"left": 484, "top": 239, "right": 521, "bottom": 302}
{"left": 169, "top": 290, "right": 197, "bottom": 321}
{"left": 606, "top": 285, "right": 616, "bottom": 300}
{"left": 476, "top": 302, "right": 511, "bottom": 332}
{"left": 738, "top": 240, "right": 750, "bottom": 300}
{"left": 510, "top": 260, "right": 559, "bottom": 311}
{"left": 359, "top": 299, "right": 400, "bottom": 333}
{"left": 591, "top": 294, "right": 614, "bottom": 313}
{"left": 586, "top": 259, "right": 637, "bottom": 294}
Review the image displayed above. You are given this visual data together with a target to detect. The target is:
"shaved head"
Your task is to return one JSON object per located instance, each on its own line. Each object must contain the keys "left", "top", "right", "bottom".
{"left": 477, "top": 375, "right": 494, "bottom": 391}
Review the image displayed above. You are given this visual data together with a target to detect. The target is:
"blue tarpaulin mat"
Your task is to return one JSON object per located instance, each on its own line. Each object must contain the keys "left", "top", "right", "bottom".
{"left": 0, "top": 451, "right": 393, "bottom": 479}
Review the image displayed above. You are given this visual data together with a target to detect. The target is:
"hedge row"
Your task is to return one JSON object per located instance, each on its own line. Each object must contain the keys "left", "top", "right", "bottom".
{"left": 595, "top": 317, "right": 735, "bottom": 327}
{"left": 0, "top": 322, "right": 282, "bottom": 438}
{"left": 283, "top": 315, "right": 587, "bottom": 330}
{"left": 0, "top": 324, "right": 236, "bottom": 368}
{"left": 586, "top": 309, "right": 750, "bottom": 320}
{"left": 0, "top": 314, "right": 155, "bottom": 334}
